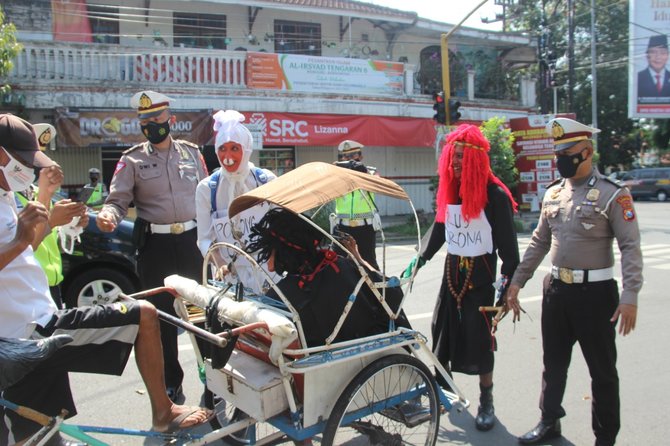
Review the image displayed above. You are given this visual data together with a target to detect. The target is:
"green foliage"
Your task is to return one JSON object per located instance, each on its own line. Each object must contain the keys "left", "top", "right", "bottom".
{"left": 480, "top": 117, "right": 519, "bottom": 190}
{"left": 507, "top": 1, "right": 638, "bottom": 170}
{"left": 0, "top": 6, "right": 21, "bottom": 96}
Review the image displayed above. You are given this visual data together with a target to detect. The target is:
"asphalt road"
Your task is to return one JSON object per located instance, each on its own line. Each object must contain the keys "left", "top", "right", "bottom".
{"left": 60, "top": 201, "right": 668, "bottom": 445}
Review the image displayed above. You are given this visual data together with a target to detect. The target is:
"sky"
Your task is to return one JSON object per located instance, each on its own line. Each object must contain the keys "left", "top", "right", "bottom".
{"left": 368, "top": 0, "right": 504, "bottom": 31}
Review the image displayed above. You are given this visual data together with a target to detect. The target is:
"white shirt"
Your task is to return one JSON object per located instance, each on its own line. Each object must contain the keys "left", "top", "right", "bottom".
{"left": 0, "top": 191, "right": 57, "bottom": 338}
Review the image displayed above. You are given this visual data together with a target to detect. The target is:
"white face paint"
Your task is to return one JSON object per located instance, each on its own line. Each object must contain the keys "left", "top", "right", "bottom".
{"left": 0, "top": 150, "right": 35, "bottom": 191}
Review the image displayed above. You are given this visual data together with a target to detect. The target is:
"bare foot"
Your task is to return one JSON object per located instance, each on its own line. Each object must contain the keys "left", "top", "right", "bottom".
{"left": 153, "top": 404, "right": 214, "bottom": 433}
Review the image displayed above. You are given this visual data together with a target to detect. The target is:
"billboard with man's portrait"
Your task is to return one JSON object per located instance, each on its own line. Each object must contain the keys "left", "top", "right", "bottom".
{"left": 629, "top": 0, "right": 670, "bottom": 118}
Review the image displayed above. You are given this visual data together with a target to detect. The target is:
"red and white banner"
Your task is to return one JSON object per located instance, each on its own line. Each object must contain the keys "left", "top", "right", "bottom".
{"left": 242, "top": 112, "right": 436, "bottom": 147}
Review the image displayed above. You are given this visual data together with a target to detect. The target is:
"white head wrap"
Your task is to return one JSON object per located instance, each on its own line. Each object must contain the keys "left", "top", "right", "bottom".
{"left": 212, "top": 109, "right": 255, "bottom": 211}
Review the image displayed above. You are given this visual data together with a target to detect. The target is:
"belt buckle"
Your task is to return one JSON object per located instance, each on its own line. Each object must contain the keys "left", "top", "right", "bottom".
{"left": 170, "top": 222, "right": 185, "bottom": 235}
{"left": 558, "top": 267, "right": 573, "bottom": 284}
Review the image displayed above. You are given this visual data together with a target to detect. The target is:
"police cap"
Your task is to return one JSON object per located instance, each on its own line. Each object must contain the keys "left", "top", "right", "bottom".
{"left": 547, "top": 118, "right": 600, "bottom": 152}
{"left": 130, "top": 90, "right": 172, "bottom": 119}
{"left": 338, "top": 140, "right": 364, "bottom": 155}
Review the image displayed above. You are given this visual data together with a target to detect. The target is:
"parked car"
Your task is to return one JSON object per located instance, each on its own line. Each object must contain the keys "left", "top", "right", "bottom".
{"left": 622, "top": 167, "right": 670, "bottom": 202}
{"left": 61, "top": 213, "right": 140, "bottom": 308}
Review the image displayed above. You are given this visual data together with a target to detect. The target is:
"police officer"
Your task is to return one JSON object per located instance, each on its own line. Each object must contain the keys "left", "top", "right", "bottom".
{"left": 97, "top": 90, "right": 208, "bottom": 402}
{"left": 82, "top": 167, "right": 108, "bottom": 209}
{"left": 505, "top": 118, "right": 642, "bottom": 446}
{"left": 332, "top": 140, "right": 381, "bottom": 270}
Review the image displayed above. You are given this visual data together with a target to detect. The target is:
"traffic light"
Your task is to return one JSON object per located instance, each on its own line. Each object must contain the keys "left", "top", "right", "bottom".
{"left": 432, "top": 91, "right": 446, "bottom": 125}
{"left": 448, "top": 98, "right": 461, "bottom": 125}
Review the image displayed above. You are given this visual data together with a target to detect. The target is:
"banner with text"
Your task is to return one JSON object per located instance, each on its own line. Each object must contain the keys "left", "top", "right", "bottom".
{"left": 243, "top": 112, "right": 435, "bottom": 147}
{"left": 510, "top": 113, "right": 574, "bottom": 210}
{"left": 246, "top": 52, "right": 404, "bottom": 96}
{"left": 55, "top": 109, "right": 213, "bottom": 147}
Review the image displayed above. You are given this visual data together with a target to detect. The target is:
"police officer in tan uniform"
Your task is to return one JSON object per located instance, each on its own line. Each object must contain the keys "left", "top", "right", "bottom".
{"left": 97, "top": 91, "right": 208, "bottom": 402}
{"left": 505, "top": 118, "right": 642, "bottom": 446}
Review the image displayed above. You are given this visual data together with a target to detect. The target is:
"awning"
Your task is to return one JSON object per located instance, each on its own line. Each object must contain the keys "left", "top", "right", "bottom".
{"left": 229, "top": 162, "right": 409, "bottom": 217}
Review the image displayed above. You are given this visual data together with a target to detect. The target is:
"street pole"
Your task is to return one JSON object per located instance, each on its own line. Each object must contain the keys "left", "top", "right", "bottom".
{"left": 441, "top": 0, "right": 488, "bottom": 125}
{"left": 590, "top": 0, "right": 598, "bottom": 145}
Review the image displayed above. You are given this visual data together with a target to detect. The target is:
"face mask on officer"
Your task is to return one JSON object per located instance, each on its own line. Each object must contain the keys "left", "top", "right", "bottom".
{"left": 556, "top": 147, "right": 587, "bottom": 178}
{"left": 141, "top": 120, "right": 171, "bottom": 144}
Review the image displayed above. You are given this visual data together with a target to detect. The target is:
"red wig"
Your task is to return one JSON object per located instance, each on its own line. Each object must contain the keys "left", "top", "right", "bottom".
{"left": 435, "top": 124, "right": 517, "bottom": 223}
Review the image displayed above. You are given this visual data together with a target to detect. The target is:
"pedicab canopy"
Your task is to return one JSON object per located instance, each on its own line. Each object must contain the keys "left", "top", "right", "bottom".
{"left": 228, "top": 161, "right": 409, "bottom": 218}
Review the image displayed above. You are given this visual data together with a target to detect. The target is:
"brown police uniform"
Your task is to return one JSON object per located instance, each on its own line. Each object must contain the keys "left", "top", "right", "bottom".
{"left": 101, "top": 138, "right": 207, "bottom": 392}
{"left": 511, "top": 169, "right": 642, "bottom": 445}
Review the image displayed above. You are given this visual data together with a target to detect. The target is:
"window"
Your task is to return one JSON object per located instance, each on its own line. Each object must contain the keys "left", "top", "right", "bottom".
{"left": 274, "top": 20, "right": 321, "bottom": 56}
{"left": 87, "top": 5, "right": 120, "bottom": 44}
{"left": 258, "top": 148, "right": 295, "bottom": 176}
{"left": 174, "top": 13, "right": 226, "bottom": 49}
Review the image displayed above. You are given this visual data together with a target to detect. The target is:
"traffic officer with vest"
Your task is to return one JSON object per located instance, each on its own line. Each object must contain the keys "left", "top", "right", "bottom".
{"left": 505, "top": 118, "right": 642, "bottom": 446}
{"left": 15, "top": 123, "right": 88, "bottom": 309}
{"left": 97, "top": 90, "right": 208, "bottom": 402}
{"left": 332, "top": 140, "right": 381, "bottom": 270}
{"left": 81, "top": 167, "right": 108, "bottom": 209}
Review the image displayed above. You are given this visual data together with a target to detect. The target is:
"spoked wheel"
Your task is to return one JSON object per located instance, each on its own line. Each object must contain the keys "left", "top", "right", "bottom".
{"left": 322, "top": 354, "right": 440, "bottom": 446}
{"left": 203, "top": 388, "right": 295, "bottom": 445}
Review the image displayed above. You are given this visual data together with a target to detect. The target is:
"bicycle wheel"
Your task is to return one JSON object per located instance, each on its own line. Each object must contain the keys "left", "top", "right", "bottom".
{"left": 322, "top": 354, "right": 440, "bottom": 446}
{"left": 204, "top": 388, "right": 294, "bottom": 445}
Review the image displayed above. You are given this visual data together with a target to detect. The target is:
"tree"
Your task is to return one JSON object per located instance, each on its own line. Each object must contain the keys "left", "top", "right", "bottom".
{"left": 0, "top": 6, "right": 21, "bottom": 96}
{"left": 481, "top": 117, "right": 519, "bottom": 191}
{"left": 507, "top": 0, "right": 640, "bottom": 171}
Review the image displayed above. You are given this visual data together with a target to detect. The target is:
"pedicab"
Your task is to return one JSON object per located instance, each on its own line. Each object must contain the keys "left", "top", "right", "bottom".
{"left": 166, "top": 162, "right": 470, "bottom": 445}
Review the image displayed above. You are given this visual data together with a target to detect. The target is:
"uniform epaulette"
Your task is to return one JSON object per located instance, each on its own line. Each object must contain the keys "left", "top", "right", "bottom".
{"left": 546, "top": 178, "right": 562, "bottom": 189}
{"left": 603, "top": 177, "right": 623, "bottom": 188}
{"left": 122, "top": 143, "right": 144, "bottom": 155}
{"left": 179, "top": 140, "right": 200, "bottom": 149}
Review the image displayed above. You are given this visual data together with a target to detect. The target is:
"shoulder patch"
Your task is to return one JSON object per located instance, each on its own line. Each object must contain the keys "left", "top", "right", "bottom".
{"left": 122, "top": 143, "right": 144, "bottom": 155}
{"left": 616, "top": 195, "right": 635, "bottom": 221}
{"left": 603, "top": 177, "right": 623, "bottom": 188}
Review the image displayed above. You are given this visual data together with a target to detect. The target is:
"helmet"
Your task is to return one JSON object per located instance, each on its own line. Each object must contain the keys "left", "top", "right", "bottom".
{"left": 89, "top": 168, "right": 100, "bottom": 175}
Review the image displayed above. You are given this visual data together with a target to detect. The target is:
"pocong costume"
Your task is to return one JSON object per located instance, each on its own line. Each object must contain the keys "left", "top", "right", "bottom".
{"left": 0, "top": 190, "right": 141, "bottom": 441}
{"left": 195, "top": 164, "right": 277, "bottom": 293}
{"left": 419, "top": 183, "right": 519, "bottom": 375}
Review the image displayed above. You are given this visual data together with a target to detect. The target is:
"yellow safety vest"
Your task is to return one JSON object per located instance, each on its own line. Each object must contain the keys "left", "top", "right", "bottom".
{"left": 15, "top": 191, "right": 64, "bottom": 286}
{"left": 335, "top": 190, "right": 376, "bottom": 219}
{"left": 86, "top": 183, "right": 105, "bottom": 208}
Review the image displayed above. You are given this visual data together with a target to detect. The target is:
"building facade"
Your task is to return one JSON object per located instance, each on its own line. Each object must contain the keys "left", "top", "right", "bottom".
{"left": 3, "top": 0, "right": 537, "bottom": 215}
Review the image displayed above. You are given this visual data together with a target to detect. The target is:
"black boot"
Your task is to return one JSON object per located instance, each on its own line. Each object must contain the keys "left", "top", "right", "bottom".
{"left": 475, "top": 383, "right": 495, "bottom": 431}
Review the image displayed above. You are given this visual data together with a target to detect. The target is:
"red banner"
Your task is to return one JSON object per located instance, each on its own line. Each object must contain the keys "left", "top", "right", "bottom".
{"left": 243, "top": 112, "right": 436, "bottom": 147}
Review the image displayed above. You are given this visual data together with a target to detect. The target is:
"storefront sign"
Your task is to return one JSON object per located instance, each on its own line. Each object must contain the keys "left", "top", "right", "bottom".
{"left": 247, "top": 52, "right": 404, "bottom": 96}
{"left": 243, "top": 112, "right": 435, "bottom": 147}
{"left": 55, "top": 109, "right": 213, "bottom": 147}
{"left": 510, "top": 114, "right": 574, "bottom": 210}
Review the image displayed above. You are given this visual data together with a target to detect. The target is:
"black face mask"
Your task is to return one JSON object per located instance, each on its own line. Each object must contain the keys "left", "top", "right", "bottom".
{"left": 89, "top": 176, "right": 98, "bottom": 183}
{"left": 556, "top": 149, "right": 586, "bottom": 178}
{"left": 141, "top": 121, "right": 171, "bottom": 144}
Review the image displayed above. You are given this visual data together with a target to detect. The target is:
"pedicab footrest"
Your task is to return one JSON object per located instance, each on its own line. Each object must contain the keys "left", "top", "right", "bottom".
{"left": 205, "top": 349, "right": 289, "bottom": 422}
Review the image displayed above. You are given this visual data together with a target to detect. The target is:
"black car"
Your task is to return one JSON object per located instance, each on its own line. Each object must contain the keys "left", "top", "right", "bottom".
{"left": 61, "top": 213, "right": 140, "bottom": 308}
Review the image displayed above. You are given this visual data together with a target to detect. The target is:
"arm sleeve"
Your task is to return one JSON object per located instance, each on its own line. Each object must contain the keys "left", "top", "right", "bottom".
{"left": 100, "top": 155, "right": 134, "bottom": 225}
{"left": 607, "top": 188, "right": 643, "bottom": 305}
{"left": 418, "top": 221, "right": 445, "bottom": 261}
{"left": 195, "top": 179, "right": 215, "bottom": 257}
{"left": 511, "top": 205, "right": 552, "bottom": 288}
{"left": 491, "top": 187, "right": 520, "bottom": 278}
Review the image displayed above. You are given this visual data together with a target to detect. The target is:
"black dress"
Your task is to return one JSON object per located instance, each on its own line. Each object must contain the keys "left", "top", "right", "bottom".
{"left": 420, "top": 183, "right": 519, "bottom": 375}
{"left": 267, "top": 255, "right": 409, "bottom": 347}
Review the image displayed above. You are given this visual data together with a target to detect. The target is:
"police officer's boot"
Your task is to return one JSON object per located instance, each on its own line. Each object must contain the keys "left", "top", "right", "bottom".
{"left": 475, "top": 383, "right": 495, "bottom": 431}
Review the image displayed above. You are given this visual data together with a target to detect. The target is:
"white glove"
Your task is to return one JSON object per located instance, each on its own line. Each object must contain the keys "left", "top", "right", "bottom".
{"left": 58, "top": 216, "right": 84, "bottom": 255}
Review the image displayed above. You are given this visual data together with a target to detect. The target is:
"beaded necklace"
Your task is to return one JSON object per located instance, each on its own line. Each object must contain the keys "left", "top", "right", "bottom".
{"left": 446, "top": 254, "right": 474, "bottom": 313}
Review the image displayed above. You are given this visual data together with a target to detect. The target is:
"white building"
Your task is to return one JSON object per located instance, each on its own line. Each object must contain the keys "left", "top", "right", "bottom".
{"left": 3, "top": 0, "right": 536, "bottom": 214}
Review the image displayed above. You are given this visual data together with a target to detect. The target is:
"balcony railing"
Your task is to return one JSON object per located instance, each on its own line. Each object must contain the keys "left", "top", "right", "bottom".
{"left": 9, "top": 42, "right": 247, "bottom": 88}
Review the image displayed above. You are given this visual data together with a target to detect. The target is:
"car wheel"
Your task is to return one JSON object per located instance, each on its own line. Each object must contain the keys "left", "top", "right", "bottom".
{"left": 657, "top": 190, "right": 667, "bottom": 202}
{"left": 65, "top": 267, "right": 137, "bottom": 308}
